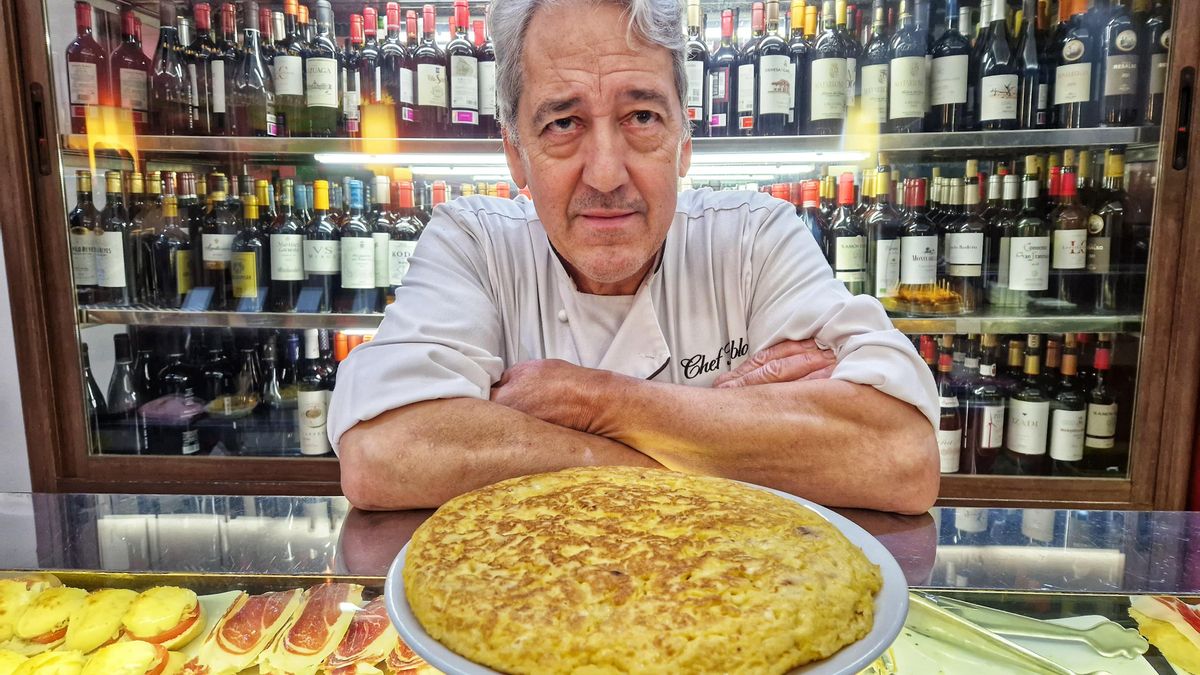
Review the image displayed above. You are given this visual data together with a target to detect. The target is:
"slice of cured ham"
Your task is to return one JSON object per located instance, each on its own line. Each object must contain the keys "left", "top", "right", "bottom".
{"left": 323, "top": 598, "right": 396, "bottom": 674}
{"left": 258, "top": 583, "right": 364, "bottom": 675}
{"left": 1129, "top": 595, "right": 1200, "bottom": 674}
{"left": 183, "top": 590, "right": 302, "bottom": 675}
{"left": 386, "top": 638, "right": 439, "bottom": 674}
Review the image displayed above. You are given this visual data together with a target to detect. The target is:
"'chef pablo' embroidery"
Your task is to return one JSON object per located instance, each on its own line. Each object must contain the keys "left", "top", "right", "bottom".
{"left": 681, "top": 337, "right": 750, "bottom": 379}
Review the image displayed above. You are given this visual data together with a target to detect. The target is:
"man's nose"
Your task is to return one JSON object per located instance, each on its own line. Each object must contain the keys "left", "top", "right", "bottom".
{"left": 580, "top": 124, "right": 631, "bottom": 195}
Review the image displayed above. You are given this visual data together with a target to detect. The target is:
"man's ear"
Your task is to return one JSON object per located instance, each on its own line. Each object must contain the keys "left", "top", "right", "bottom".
{"left": 678, "top": 132, "right": 692, "bottom": 178}
{"left": 502, "top": 129, "right": 528, "bottom": 188}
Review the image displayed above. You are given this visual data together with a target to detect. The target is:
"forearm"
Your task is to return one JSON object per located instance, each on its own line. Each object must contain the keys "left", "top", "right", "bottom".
{"left": 338, "top": 397, "right": 662, "bottom": 510}
{"left": 592, "top": 376, "right": 939, "bottom": 514}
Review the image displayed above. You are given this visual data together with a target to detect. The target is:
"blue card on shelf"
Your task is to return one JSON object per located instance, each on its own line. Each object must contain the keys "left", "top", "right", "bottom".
{"left": 296, "top": 287, "right": 325, "bottom": 313}
{"left": 182, "top": 288, "right": 215, "bottom": 311}
{"left": 235, "top": 288, "right": 268, "bottom": 313}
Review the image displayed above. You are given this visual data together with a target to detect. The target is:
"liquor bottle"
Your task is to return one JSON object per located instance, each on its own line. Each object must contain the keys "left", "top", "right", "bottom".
{"left": 858, "top": 0, "right": 888, "bottom": 135}
{"left": 369, "top": 176, "right": 395, "bottom": 304}
{"left": 997, "top": 337, "right": 1049, "bottom": 475}
{"left": 149, "top": 2, "right": 190, "bottom": 134}
{"left": 258, "top": 338, "right": 296, "bottom": 442}
{"left": 304, "top": 0, "right": 340, "bottom": 136}
{"left": 211, "top": 3, "right": 238, "bottom": 136}
{"left": 962, "top": 333, "right": 1005, "bottom": 474}
{"left": 756, "top": 0, "right": 791, "bottom": 136}
{"left": 231, "top": 195, "right": 267, "bottom": 310}
{"left": 359, "top": 6, "right": 382, "bottom": 110}
{"left": 151, "top": 194, "right": 192, "bottom": 308}
{"left": 199, "top": 331, "right": 235, "bottom": 403}
{"left": 1016, "top": 0, "right": 1048, "bottom": 129}
{"left": 96, "top": 171, "right": 134, "bottom": 305}
{"left": 389, "top": 180, "right": 423, "bottom": 289}
{"left": 866, "top": 168, "right": 902, "bottom": 307}
{"left": 1087, "top": 147, "right": 1125, "bottom": 311}
{"left": 1140, "top": 0, "right": 1170, "bottom": 125}
{"left": 476, "top": 17, "right": 498, "bottom": 137}
{"left": 69, "top": 170, "right": 99, "bottom": 305}
{"left": 855, "top": 168, "right": 876, "bottom": 222}
{"left": 338, "top": 15, "right": 362, "bottom": 137}
{"left": 888, "top": 0, "right": 927, "bottom": 133}
{"left": 1054, "top": 1, "right": 1096, "bottom": 128}
{"left": 233, "top": 15, "right": 279, "bottom": 138}
{"left": 945, "top": 177, "right": 987, "bottom": 313}
{"left": 445, "top": 0, "right": 479, "bottom": 137}
{"left": 736, "top": 2, "right": 765, "bottom": 136}
{"left": 1050, "top": 167, "right": 1089, "bottom": 306}
{"left": 66, "top": 1, "right": 108, "bottom": 134}
{"left": 838, "top": 0, "right": 861, "bottom": 113}
{"left": 1096, "top": 0, "right": 1140, "bottom": 126}
{"left": 201, "top": 175, "right": 237, "bottom": 309}
{"left": 186, "top": 3, "right": 214, "bottom": 135}
{"left": 135, "top": 171, "right": 168, "bottom": 302}
{"left": 797, "top": 179, "right": 827, "bottom": 250}
{"left": 825, "top": 173, "right": 867, "bottom": 294}
{"left": 103, "top": 333, "right": 142, "bottom": 454}
{"left": 898, "top": 179, "right": 957, "bottom": 314}
{"left": 1077, "top": 149, "right": 1099, "bottom": 205}
{"left": 785, "top": 0, "right": 810, "bottom": 135}
{"left": 413, "top": 4, "right": 449, "bottom": 135}
{"left": 1007, "top": 174, "right": 1050, "bottom": 306}
{"left": 271, "top": 0, "right": 305, "bottom": 136}
{"left": 111, "top": 9, "right": 151, "bottom": 134}
{"left": 1039, "top": 335, "right": 1062, "bottom": 393}
{"left": 299, "top": 4, "right": 313, "bottom": 43}
{"left": 936, "top": 343, "right": 963, "bottom": 474}
{"left": 261, "top": 9, "right": 278, "bottom": 68}
{"left": 268, "top": 180, "right": 305, "bottom": 312}
{"left": 338, "top": 180, "right": 378, "bottom": 313}
{"left": 1049, "top": 341, "right": 1085, "bottom": 478}
{"left": 809, "top": 0, "right": 848, "bottom": 135}
{"left": 708, "top": 10, "right": 738, "bottom": 137}
{"left": 1084, "top": 333, "right": 1118, "bottom": 464}
{"left": 684, "top": 0, "right": 710, "bottom": 136}
{"left": 930, "top": 0, "right": 970, "bottom": 131}
{"left": 297, "top": 328, "right": 332, "bottom": 456}
{"left": 977, "top": 0, "right": 1019, "bottom": 130}
{"left": 304, "top": 180, "right": 340, "bottom": 312}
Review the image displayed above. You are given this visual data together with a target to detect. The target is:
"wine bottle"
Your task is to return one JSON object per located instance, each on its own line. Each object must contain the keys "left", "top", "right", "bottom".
{"left": 737, "top": 2, "right": 765, "bottom": 136}
{"left": 338, "top": 180, "right": 379, "bottom": 313}
{"left": 945, "top": 176, "right": 987, "bottom": 312}
{"left": 1049, "top": 335, "right": 1087, "bottom": 475}
{"left": 186, "top": 3, "right": 215, "bottom": 135}
{"left": 272, "top": 0, "right": 305, "bottom": 136}
{"left": 866, "top": 167, "right": 902, "bottom": 306}
{"left": 66, "top": 0, "right": 108, "bottom": 134}
{"left": 342, "top": 14, "right": 364, "bottom": 137}
{"left": 1050, "top": 167, "right": 1089, "bottom": 307}
{"left": 1140, "top": 0, "right": 1170, "bottom": 125}
{"left": 131, "top": 171, "right": 164, "bottom": 305}
{"left": 936, "top": 340, "right": 963, "bottom": 474}
{"left": 1016, "top": 0, "right": 1048, "bottom": 129}
{"left": 413, "top": 4, "right": 449, "bottom": 135}
{"left": 268, "top": 180, "right": 305, "bottom": 312}
{"left": 231, "top": 194, "right": 267, "bottom": 310}
{"left": 825, "top": 173, "right": 867, "bottom": 294}
{"left": 1084, "top": 334, "right": 1118, "bottom": 465}
{"left": 150, "top": 1, "right": 190, "bottom": 134}
{"left": 1054, "top": 1, "right": 1097, "bottom": 128}
{"left": 81, "top": 343, "right": 106, "bottom": 453}
{"left": 370, "top": 176, "right": 396, "bottom": 305}
{"left": 211, "top": 3, "right": 238, "bottom": 136}
{"left": 200, "top": 330, "right": 235, "bottom": 403}
{"left": 785, "top": 0, "right": 809, "bottom": 135}
{"left": 1096, "top": 0, "right": 1140, "bottom": 126}
{"left": 756, "top": 0, "right": 791, "bottom": 136}
{"left": 359, "top": 6, "right": 382, "bottom": 110}
{"left": 111, "top": 8, "right": 151, "bottom": 134}
{"left": 1086, "top": 147, "right": 1124, "bottom": 311}
{"left": 104, "top": 333, "right": 142, "bottom": 454}
{"left": 97, "top": 171, "right": 135, "bottom": 305}
{"left": 182, "top": 173, "right": 207, "bottom": 286}
{"left": 476, "top": 17, "right": 498, "bottom": 137}
{"left": 838, "top": 0, "right": 861, "bottom": 114}
{"left": 963, "top": 333, "right": 1005, "bottom": 474}
{"left": 1007, "top": 174, "right": 1050, "bottom": 306}
{"left": 304, "top": 0, "right": 341, "bottom": 137}
{"left": 297, "top": 328, "right": 333, "bottom": 456}
{"left": 997, "top": 336, "right": 1049, "bottom": 475}
{"left": 390, "top": 180, "right": 423, "bottom": 289}
{"left": 201, "top": 174, "right": 237, "bottom": 309}
{"left": 809, "top": 0, "right": 848, "bottom": 134}
{"left": 977, "top": 0, "right": 1019, "bottom": 130}
{"left": 929, "top": 0, "right": 971, "bottom": 131}
{"left": 151, "top": 194, "right": 192, "bottom": 308}
{"left": 444, "top": 1, "right": 479, "bottom": 137}
{"left": 887, "top": 0, "right": 927, "bottom": 133}
{"left": 69, "top": 170, "right": 99, "bottom": 305}
{"left": 857, "top": 0, "right": 888, "bottom": 135}
{"left": 304, "top": 180, "right": 340, "bottom": 312}
{"left": 897, "top": 178, "right": 954, "bottom": 314}
{"left": 708, "top": 10, "right": 738, "bottom": 137}
{"left": 797, "top": 179, "right": 827, "bottom": 252}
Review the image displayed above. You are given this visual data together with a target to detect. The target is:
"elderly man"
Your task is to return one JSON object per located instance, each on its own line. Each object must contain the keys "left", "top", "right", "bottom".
{"left": 329, "top": 0, "right": 939, "bottom": 514}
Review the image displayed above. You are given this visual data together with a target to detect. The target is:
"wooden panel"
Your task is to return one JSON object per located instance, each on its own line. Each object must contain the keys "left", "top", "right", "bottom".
{"left": 937, "top": 475, "right": 1139, "bottom": 510}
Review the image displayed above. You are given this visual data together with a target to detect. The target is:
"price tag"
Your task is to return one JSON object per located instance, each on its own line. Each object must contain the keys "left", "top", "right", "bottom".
{"left": 181, "top": 287, "right": 215, "bottom": 311}
{"left": 295, "top": 287, "right": 327, "bottom": 314}
{"left": 235, "top": 288, "right": 268, "bottom": 313}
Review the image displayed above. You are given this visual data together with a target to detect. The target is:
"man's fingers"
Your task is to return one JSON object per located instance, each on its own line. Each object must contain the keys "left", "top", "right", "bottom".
{"left": 717, "top": 350, "right": 836, "bottom": 388}
{"left": 717, "top": 339, "right": 822, "bottom": 384}
{"left": 800, "top": 363, "right": 837, "bottom": 381}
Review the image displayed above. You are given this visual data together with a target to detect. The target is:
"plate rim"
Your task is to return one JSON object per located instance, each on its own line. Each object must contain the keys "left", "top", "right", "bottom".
{"left": 384, "top": 481, "right": 909, "bottom": 675}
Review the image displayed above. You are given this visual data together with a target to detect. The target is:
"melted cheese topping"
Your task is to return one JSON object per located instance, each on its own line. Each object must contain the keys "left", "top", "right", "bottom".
{"left": 63, "top": 589, "right": 138, "bottom": 654}
{"left": 0, "top": 583, "right": 43, "bottom": 643}
{"left": 122, "top": 588, "right": 197, "bottom": 639}
{"left": 79, "top": 641, "right": 162, "bottom": 675}
{"left": 14, "top": 589, "right": 88, "bottom": 641}
{"left": 0, "top": 650, "right": 29, "bottom": 675}
{"left": 9, "top": 650, "right": 84, "bottom": 675}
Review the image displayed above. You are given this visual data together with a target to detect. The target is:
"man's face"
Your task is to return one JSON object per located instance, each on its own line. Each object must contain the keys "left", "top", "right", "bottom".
{"left": 503, "top": 1, "right": 692, "bottom": 295}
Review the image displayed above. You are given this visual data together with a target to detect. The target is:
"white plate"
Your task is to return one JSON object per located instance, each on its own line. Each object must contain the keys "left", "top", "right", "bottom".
{"left": 384, "top": 483, "right": 909, "bottom": 675}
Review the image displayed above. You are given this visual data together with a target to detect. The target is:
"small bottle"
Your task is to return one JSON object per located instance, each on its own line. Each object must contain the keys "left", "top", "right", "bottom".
{"left": 936, "top": 338, "right": 963, "bottom": 474}
{"left": 297, "top": 328, "right": 333, "bottom": 456}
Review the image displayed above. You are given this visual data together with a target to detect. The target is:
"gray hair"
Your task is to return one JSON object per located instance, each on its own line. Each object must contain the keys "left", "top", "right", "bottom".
{"left": 488, "top": 0, "right": 689, "bottom": 145}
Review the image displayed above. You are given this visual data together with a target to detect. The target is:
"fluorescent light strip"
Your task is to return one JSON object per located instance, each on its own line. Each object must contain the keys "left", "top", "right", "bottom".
{"left": 317, "top": 150, "right": 869, "bottom": 167}
{"left": 690, "top": 151, "right": 869, "bottom": 165}
{"left": 315, "top": 152, "right": 506, "bottom": 165}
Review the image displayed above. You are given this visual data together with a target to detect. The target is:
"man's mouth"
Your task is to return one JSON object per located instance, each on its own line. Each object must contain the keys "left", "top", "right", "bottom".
{"left": 578, "top": 210, "right": 639, "bottom": 230}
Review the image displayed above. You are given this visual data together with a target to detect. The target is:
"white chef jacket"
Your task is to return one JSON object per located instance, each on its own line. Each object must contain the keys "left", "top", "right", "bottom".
{"left": 328, "top": 189, "right": 938, "bottom": 451}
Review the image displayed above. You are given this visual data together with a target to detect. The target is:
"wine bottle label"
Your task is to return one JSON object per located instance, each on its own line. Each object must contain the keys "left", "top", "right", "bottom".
{"left": 187, "top": 63, "right": 200, "bottom": 109}
{"left": 1037, "top": 83, "right": 1049, "bottom": 124}
{"left": 1006, "top": 398, "right": 1050, "bottom": 456}
{"left": 859, "top": 63, "right": 889, "bottom": 123}
{"left": 888, "top": 56, "right": 926, "bottom": 120}
{"left": 70, "top": 230, "right": 98, "bottom": 286}
{"left": 119, "top": 68, "right": 149, "bottom": 111}
{"left": 211, "top": 60, "right": 226, "bottom": 113}
{"left": 231, "top": 251, "right": 259, "bottom": 298}
{"left": 270, "top": 234, "right": 304, "bottom": 281}
{"left": 976, "top": 403, "right": 1005, "bottom": 449}
{"left": 297, "top": 390, "right": 331, "bottom": 456}
{"left": 479, "top": 61, "right": 497, "bottom": 116}
{"left": 809, "top": 58, "right": 847, "bottom": 121}
{"left": 450, "top": 55, "right": 479, "bottom": 110}
{"left": 937, "top": 428, "right": 961, "bottom": 473}
{"left": 95, "top": 231, "right": 127, "bottom": 288}
{"left": 957, "top": 508, "right": 988, "bottom": 533}
{"left": 1020, "top": 509, "right": 1055, "bottom": 543}
{"left": 68, "top": 62, "right": 99, "bottom": 105}
{"left": 996, "top": 236, "right": 1011, "bottom": 286}
{"left": 756, "top": 55, "right": 791, "bottom": 116}
{"left": 1049, "top": 408, "right": 1086, "bottom": 461}
{"left": 844, "top": 57, "right": 858, "bottom": 103}
{"left": 389, "top": 240, "right": 418, "bottom": 285}
{"left": 1007, "top": 236, "right": 1049, "bottom": 291}
{"left": 873, "top": 238, "right": 900, "bottom": 297}
{"left": 1052, "top": 229, "right": 1087, "bottom": 270}
{"left": 304, "top": 239, "right": 340, "bottom": 274}
{"left": 201, "top": 233, "right": 234, "bottom": 263}
{"left": 686, "top": 61, "right": 706, "bottom": 109}
{"left": 1054, "top": 62, "right": 1092, "bottom": 105}
{"left": 373, "top": 233, "right": 391, "bottom": 287}
{"left": 1086, "top": 234, "right": 1112, "bottom": 273}
{"left": 708, "top": 112, "right": 727, "bottom": 128}
{"left": 274, "top": 55, "right": 304, "bottom": 96}
{"left": 400, "top": 67, "right": 415, "bottom": 104}
{"left": 784, "top": 63, "right": 795, "bottom": 124}
{"left": 737, "top": 63, "right": 755, "bottom": 115}
{"left": 710, "top": 66, "right": 730, "bottom": 104}
{"left": 343, "top": 88, "right": 360, "bottom": 132}
{"left": 939, "top": 396, "right": 959, "bottom": 408}
{"left": 175, "top": 250, "right": 193, "bottom": 295}
{"left": 181, "top": 429, "right": 200, "bottom": 455}
{"left": 900, "top": 235, "right": 937, "bottom": 285}
{"left": 417, "top": 63, "right": 448, "bottom": 108}
{"left": 946, "top": 232, "right": 984, "bottom": 276}
{"left": 979, "top": 74, "right": 1019, "bottom": 121}
{"left": 340, "top": 237, "right": 376, "bottom": 289}
{"left": 372, "top": 66, "right": 383, "bottom": 101}
{"left": 1104, "top": 54, "right": 1139, "bottom": 97}
{"left": 834, "top": 235, "right": 866, "bottom": 273}
{"left": 930, "top": 54, "right": 969, "bottom": 106}
{"left": 306, "top": 57, "right": 339, "bottom": 108}
{"left": 1085, "top": 402, "right": 1118, "bottom": 448}
{"left": 1150, "top": 53, "right": 1168, "bottom": 95}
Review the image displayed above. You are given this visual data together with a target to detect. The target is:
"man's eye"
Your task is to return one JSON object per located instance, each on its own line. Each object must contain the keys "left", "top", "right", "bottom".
{"left": 547, "top": 117, "right": 577, "bottom": 132}
{"left": 631, "top": 111, "right": 659, "bottom": 125}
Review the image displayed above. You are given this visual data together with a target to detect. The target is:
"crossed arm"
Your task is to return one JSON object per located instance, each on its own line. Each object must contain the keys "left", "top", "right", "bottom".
{"left": 338, "top": 340, "right": 940, "bottom": 515}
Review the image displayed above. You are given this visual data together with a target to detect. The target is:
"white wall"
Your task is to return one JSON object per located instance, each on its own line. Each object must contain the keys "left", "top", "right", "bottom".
{"left": 0, "top": 233, "right": 31, "bottom": 492}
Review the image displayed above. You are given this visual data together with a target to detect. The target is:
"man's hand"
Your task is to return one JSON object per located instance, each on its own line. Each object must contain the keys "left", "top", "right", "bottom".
{"left": 490, "top": 359, "right": 606, "bottom": 433}
{"left": 712, "top": 339, "right": 836, "bottom": 388}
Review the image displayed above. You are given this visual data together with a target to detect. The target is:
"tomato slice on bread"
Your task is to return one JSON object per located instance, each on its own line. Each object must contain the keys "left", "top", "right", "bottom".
{"left": 129, "top": 604, "right": 200, "bottom": 645}
{"left": 29, "top": 625, "right": 67, "bottom": 644}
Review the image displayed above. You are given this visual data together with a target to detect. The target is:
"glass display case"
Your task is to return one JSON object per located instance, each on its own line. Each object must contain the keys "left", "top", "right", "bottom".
{"left": 4, "top": 0, "right": 1200, "bottom": 506}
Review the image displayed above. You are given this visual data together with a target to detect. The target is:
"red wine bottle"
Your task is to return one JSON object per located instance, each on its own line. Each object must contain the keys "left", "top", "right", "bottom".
{"left": 150, "top": 2, "right": 191, "bottom": 135}
{"left": 65, "top": 1, "right": 108, "bottom": 134}
{"left": 412, "top": 4, "right": 449, "bottom": 136}
{"left": 111, "top": 8, "right": 151, "bottom": 134}
{"left": 446, "top": 0, "right": 479, "bottom": 137}
{"left": 707, "top": 10, "right": 737, "bottom": 137}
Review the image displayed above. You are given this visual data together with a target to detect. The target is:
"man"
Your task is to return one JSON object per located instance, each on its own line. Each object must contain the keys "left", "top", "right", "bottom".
{"left": 330, "top": 0, "right": 939, "bottom": 514}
